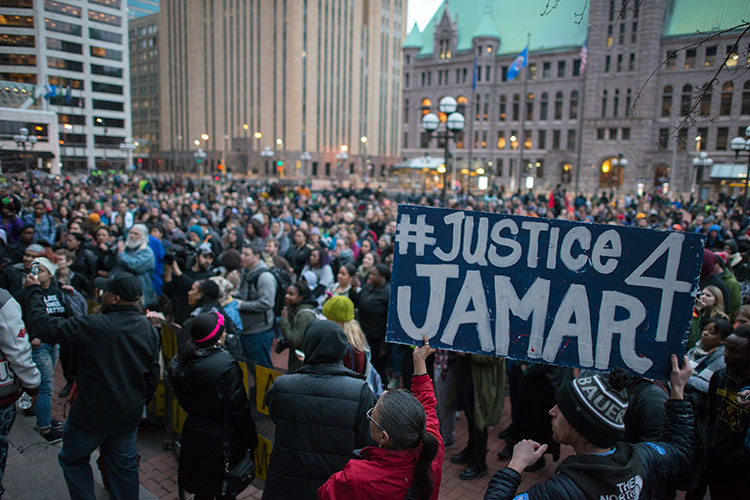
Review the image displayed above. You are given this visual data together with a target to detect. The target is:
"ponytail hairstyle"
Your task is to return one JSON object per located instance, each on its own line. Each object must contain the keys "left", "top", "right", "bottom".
{"left": 377, "top": 389, "right": 438, "bottom": 500}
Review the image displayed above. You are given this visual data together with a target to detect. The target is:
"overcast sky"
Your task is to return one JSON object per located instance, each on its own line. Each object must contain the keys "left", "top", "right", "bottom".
{"left": 406, "top": 0, "right": 442, "bottom": 31}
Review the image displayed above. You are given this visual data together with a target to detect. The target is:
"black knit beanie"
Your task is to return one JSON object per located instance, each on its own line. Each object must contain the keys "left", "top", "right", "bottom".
{"left": 555, "top": 371, "right": 629, "bottom": 448}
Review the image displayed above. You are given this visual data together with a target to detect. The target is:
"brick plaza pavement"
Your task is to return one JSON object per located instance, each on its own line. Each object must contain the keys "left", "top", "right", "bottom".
{"left": 45, "top": 342, "right": 581, "bottom": 500}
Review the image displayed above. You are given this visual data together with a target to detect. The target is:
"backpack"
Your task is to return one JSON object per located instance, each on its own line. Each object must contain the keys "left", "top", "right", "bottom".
{"left": 250, "top": 266, "right": 293, "bottom": 317}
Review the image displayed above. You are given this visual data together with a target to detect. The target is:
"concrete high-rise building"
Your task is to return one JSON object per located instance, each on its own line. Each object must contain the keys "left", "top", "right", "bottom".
{"left": 159, "top": 0, "right": 406, "bottom": 181}
{"left": 401, "top": 0, "right": 750, "bottom": 197}
{"left": 129, "top": 12, "right": 159, "bottom": 169}
{"left": 0, "top": 0, "right": 132, "bottom": 173}
{"left": 127, "top": 0, "right": 158, "bottom": 19}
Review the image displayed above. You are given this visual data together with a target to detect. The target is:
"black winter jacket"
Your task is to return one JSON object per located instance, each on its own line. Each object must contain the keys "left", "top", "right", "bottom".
{"left": 484, "top": 400, "right": 694, "bottom": 500}
{"left": 169, "top": 347, "right": 258, "bottom": 496}
{"left": 24, "top": 285, "right": 160, "bottom": 435}
{"left": 263, "top": 363, "right": 376, "bottom": 500}
{"left": 349, "top": 282, "right": 389, "bottom": 343}
{"left": 623, "top": 379, "right": 670, "bottom": 443}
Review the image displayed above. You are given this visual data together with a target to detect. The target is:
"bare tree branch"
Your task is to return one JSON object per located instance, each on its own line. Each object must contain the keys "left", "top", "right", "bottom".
{"left": 539, "top": 0, "right": 560, "bottom": 17}
{"left": 573, "top": 0, "right": 588, "bottom": 26}
{"left": 630, "top": 21, "right": 750, "bottom": 132}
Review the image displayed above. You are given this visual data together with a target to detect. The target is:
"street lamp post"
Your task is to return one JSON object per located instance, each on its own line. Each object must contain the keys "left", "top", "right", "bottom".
{"left": 421, "top": 96, "right": 466, "bottom": 204}
{"left": 13, "top": 127, "right": 38, "bottom": 174}
{"left": 611, "top": 153, "right": 628, "bottom": 190}
{"left": 692, "top": 151, "right": 714, "bottom": 201}
{"left": 119, "top": 137, "right": 136, "bottom": 171}
{"left": 360, "top": 136, "right": 368, "bottom": 182}
{"left": 260, "top": 147, "right": 274, "bottom": 177}
{"left": 300, "top": 151, "right": 312, "bottom": 179}
{"left": 731, "top": 125, "right": 750, "bottom": 214}
{"left": 194, "top": 148, "right": 207, "bottom": 176}
{"left": 336, "top": 146, "right": 349, "bottom": 185}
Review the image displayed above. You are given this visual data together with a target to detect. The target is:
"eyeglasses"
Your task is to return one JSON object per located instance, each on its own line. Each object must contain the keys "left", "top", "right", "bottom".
{"left": 366, "top": 407, "right": 386, "bottom": 433}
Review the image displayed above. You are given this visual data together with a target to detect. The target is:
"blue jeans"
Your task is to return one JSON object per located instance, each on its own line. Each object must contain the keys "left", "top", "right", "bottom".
{"left": 58, "top": 421, "right": 139, "bottom": 500}
{"left": 0, "top": 403, "right": 16, "bottom": 497}
{"left": 240, "top": 329, "right": 274, "bottom": 379}
{"left": 31, "top": 343, "right": 58, "bottom": 430}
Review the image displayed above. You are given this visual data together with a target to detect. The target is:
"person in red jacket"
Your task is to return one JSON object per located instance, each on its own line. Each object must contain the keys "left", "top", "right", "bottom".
{"left": 318, "top": 335, "right": 445, "bottom": 500}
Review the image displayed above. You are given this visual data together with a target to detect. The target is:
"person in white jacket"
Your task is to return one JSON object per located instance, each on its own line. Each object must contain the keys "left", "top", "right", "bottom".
{"left": 0, "top": 287, "right": 41, "bottom": 497}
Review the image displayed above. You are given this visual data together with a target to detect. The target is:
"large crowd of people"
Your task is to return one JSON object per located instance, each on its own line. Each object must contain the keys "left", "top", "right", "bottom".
{"left": 0, "top": 172, "right": 747, "bottom": 499}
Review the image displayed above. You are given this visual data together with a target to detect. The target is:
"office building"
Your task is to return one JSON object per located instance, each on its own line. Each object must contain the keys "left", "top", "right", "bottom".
{"left": 159, "top": 0, "right": 406, "bottom": 181}
{"left": 0, "top": 0, "right": 132, "bottom": 173}
{"left": 129, "top": 11, "right": 158, "bottom": 169}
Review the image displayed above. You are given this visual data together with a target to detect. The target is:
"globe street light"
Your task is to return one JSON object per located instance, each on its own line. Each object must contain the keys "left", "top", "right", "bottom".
{"left": 119, "top": 137, "right": 136, "bottom": 171}
{"left": 13, "top": 126, "right": 38, "bottom": 174}
{"left": 260, "top": 146, "right": 274, "bottom": 177}
{"left": 194, "top": 148, "right": 206, "bottom": 176}
{"left": 336, "top": 146, "right": 349, "bottom": 184}
{"left": 692, "top": 151, "right": 713, "bottom": 199}
{"left": 731, "top": 125, "right": 750, "bottom": 214}
{"left": 611, "top": 154, "right": 628, "bottom": 189}
{"left": 421, "top": 96, "right": 465, "bottom": 203}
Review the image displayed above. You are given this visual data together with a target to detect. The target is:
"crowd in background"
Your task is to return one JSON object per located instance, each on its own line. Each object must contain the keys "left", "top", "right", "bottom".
{"left": 0, "top": 172, "right": 747, "bottom": 499}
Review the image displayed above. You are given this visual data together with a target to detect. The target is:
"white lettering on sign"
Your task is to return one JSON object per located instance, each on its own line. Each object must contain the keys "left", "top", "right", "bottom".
{"left": 396, "top": 268, "right": 654, "bottom": 374}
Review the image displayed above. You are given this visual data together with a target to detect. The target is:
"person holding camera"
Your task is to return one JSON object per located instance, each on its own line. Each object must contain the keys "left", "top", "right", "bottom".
{"left": 164, "top": 243, "right": 215, "bottom": 324}
{"left": 22, "top": 271, "right": 160, "bottom": 500}
{"left": 169, "top": 312, "right": 258, "bottom": 500}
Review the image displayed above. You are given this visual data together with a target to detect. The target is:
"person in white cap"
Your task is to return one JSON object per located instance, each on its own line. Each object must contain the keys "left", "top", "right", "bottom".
{"left": 13, "top": 253, "right": 69, "bottom": 442}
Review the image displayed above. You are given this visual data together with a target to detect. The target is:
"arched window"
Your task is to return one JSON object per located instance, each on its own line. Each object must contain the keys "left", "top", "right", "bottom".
{"left": 720, "top": 82, "right": 733, "bottom": 115}
{"left": 421, "top": 98, "right": 432, "bottom": 116}
{"left": 456, "top": 95, "right": 467, "bottom": 115}
{"left": 498, "top": 95, "right": 506, "bottom": 121}
{"left": 661, "top": 85, "right": 673, "bottom": 117}
{"left": 554, "top": 91, "right": 564, "bottom": 120}
{"left": 700, "top": 86, "right": 712, "bottom": 116}
{"left": 680, "top": 84, "right": 692, "bottom": 116}
{"left": 742, "top": 81, "right": 750, "bottom": 115}
{"left": 600, "top": 157, "right": 624, "bottom": 188}
{"left": 570, "top": 91, "right": 579, "bottom": 120}
{"left": 540, "top": 92, "right": 549, "bottom": 120}
{"left": 526, "top": 93, "right": 534, "bottom": 120}
{"left": 512, "top": 94, "right": 520, "bottom": 121}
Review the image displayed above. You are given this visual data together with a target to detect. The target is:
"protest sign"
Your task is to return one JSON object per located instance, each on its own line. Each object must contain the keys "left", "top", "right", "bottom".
{"left": 386, "top": 205, "right": 705, "bottom": 379}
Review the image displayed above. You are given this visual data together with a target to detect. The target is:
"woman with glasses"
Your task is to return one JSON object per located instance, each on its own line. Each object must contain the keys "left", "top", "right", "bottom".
{"left": 318, "top": 335, "right": 444, "bottom": 500}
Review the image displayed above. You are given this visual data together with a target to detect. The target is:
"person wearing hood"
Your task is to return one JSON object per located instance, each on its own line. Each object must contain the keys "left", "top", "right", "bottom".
{"left": 262, "top": 319, "right": 376, "bottom": 500}
{"left": 698, "top": 250, "right": 731, "bottom": 313}
{"left": 705, "top": 224, "right": 724, "bottom": 249}
{"left": 278, "top": 280, "right": 317, "bottom": 372}
{"left": 110, "top": 224, "right": 156, "bottom": 308}
{"left": 269, "top": 220, "right": 290, "bottom": 256}
{"left": 168, "top": 312, "right": 258, "bottom": 499}
{"left": 484, "top": 356, "right": 695, "bottom": 500}
{"left": 330, "top": 237, "right": 354, "bottom": 277}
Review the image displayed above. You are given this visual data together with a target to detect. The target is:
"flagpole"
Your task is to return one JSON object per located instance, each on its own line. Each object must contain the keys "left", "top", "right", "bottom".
{"left": 467, "top": 55, "right": 477, "bottom": 199}
{"left": 517, "top": 33, "right": 530, "bottom": 193}
{"left": 574, "top": 57, "right": 587, "bottom": 194}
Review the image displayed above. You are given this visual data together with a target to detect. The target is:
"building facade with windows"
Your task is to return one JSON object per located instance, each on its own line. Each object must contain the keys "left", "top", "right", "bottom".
{"left": 129, "top": 11, "right": 158, "bottom": 168}
{"left": 0, "top": 0, "right": 132, "bottom": 172}
{"left": 402, "top": 0, "right": 750, "bottom": 196}
{"left": 127, "top": 0, "right": 158, "bottom": 19}
{"left": 159, "top": 0, "right": 405, "bottom": 181}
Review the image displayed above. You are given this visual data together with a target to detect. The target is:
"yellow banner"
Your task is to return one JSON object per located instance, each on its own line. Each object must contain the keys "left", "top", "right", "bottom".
{"left": 255, "top": 365, "right": 282, "bottom": 415}
{"left": 254, "top": 435, "right": 273, "bottom": 481}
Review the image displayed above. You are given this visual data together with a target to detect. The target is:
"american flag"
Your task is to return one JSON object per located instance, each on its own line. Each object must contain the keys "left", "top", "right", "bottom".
{"left": 579, "top": 38, "right": 588, "bottom": 73}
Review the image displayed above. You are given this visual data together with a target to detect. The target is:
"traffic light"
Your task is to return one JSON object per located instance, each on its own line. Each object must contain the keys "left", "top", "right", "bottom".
{"left": 276, "top": 160, "right": 283, "bottom": 172}
{"left": 196, "top": 157, "right": 202, "bottom": 164}
{"left": 217, "top": 163, "right": 224, "bottom": 171}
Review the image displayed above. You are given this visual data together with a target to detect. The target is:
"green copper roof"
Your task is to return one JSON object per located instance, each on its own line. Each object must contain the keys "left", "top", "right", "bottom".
{"left": 404, "top": 22, "right": 423, "bottom": 48}
{"left": 663, "top": 0, "right": 750, "bottom": 37}
{"left": 473, "top": 5, "right": 500, "bottom": 39}
{"left": 404, "top": 0, "right": 588, "bottom": 56}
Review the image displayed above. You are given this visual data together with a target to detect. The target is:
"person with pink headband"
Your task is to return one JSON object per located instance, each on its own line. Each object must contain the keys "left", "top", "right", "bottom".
{"left": 169, "top": 311, "right": 258, "bottom": 499}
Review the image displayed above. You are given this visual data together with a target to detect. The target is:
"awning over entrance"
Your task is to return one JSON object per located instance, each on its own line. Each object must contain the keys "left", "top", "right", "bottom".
{"left": 392, "top": 157, "right": 445, "bottom": 170}
{"left": 709, "top": 163, "right": 747, "bottom": 180}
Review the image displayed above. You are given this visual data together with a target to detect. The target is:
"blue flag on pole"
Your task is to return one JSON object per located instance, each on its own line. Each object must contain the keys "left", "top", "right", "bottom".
{"left": 471, "top": 56, "right": 478, "bottom": 90}
{"left": 507, "top": 46, "right": 528, "bottom": 81}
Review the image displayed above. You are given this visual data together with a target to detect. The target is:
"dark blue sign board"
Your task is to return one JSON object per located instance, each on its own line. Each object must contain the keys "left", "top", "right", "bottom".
{"left": 386, "top": 205, "right": 706, "bottom": 379}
